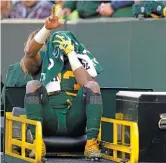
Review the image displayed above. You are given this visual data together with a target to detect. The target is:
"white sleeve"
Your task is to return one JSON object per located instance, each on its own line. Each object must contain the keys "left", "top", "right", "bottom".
{"left": 77, "top": 54, "right": 97, "bottom": 78}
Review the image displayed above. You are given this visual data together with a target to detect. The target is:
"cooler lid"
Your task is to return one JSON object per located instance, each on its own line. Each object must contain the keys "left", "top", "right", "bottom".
{"left": 116, "top": 91, "right": 166, "bottom": 98}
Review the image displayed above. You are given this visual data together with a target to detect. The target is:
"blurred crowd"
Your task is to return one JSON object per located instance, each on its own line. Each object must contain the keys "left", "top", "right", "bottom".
{"left": 1, "top": 0, "right": 166, "bottom": 20}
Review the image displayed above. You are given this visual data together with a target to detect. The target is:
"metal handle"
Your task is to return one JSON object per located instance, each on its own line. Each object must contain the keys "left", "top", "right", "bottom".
{"left": 158, "top": 113, "right": 166, "bottom": 130}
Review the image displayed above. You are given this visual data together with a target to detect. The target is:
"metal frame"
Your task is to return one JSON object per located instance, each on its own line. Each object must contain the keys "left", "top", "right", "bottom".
{"left": 98, "top": 117, "right": 139, "bottom": 163}
{"left": 5, "top": 112, "right": 139, "bottom": 163}
{"left": 3, "top": 87, "right": 145, "bottom": 163}
{"left": 5, "top": 112, "right": 42, "bottom": 163}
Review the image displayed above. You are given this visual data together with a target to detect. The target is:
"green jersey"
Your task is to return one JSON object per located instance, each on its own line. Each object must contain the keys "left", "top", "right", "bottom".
{"left": 1, "top": 51, "right": 45, "bottom": 104}
{"left": 40, "top": 31, "right": 103, "bottom": 107}
{"left": 5, "top": 51, "right": 45, "bottom": 87}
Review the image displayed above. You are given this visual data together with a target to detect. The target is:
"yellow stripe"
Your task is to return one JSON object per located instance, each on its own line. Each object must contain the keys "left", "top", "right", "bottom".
{"left": 151, "top": 14, "right": 159, "bottom": 19}
{"left": 5, "top": 112, "right": 43, "bottom": 162}
{"left": 164, "top": 7, "right": 166, "bottom": 17}
{"left": 74, "top": 84, "right": 80, "bottom": 90}
{"left": 115, "top": 113, "right": 123, "bottom": 120}
{"left": 58, "top": 73, "right": 62, "bottom": 81}
{"left": 63, "top": 71, "right": 74, "bottom": 79}
{"left": 66, "top": 99, "right": 72, "bottom": 105}
{"left": 66, "top": 92, "right": 77, "bottom": 97}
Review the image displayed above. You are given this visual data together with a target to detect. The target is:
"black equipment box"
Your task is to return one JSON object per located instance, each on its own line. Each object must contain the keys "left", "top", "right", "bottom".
{"left": 116, "top": 91, "right": 166, "bottom": 162}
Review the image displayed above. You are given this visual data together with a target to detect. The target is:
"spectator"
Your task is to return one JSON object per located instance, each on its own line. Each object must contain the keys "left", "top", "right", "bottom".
{"left": 60, "top": 1, "right": 134, "bottom": 19}
{"left": 53, "top": 0, "right": 79, "bottom": 20}
{"left": 97, "top": 1, "right": 134, "bottom": 17}
{"left": 52, "top": 0, "right": 65, "bottom": 18}
{"left": 61, "top": 1, "right": 102, "bottom": 19}
{"left": 12, "top": 0, "right": 19, "bottom": 5}
{"left": 1, "top": 0, "right": 13, "bottom": 19}
{"left": 10, "top": 0, "right": 52, "bottom": 19}
{"left": 55, "top": 0, "right": 64, "bottom": 6}
{"left": 132, "top": 1, "right": 166, "bottom": 18}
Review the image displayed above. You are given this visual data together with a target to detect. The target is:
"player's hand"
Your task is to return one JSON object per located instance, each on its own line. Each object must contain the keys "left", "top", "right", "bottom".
{"left": 45, "top": 5, "right": 63, "bottom": 30}
{"left": 97, "top": 3, "right": 114, "bottom": 17}
{"left": 53, "top": 35, "right": 74, "bottom": 55}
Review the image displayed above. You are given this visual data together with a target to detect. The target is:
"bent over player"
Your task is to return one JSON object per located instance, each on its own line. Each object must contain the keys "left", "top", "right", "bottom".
{"left": 23, "top": 5, "right": 104, "bottom": 159}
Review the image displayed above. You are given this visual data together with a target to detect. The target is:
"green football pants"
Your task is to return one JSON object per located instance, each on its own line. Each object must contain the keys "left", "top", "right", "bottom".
{"left": 24, "top": 86, "right": 103, "bottom": 139}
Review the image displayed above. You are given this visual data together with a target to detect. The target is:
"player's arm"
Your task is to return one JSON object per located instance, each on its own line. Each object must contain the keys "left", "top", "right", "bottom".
{"left": 24, "top": 5, "right": 61, "bottom": 58}
{"left": 54, "top": 37, "right": 94, "bottom": 86}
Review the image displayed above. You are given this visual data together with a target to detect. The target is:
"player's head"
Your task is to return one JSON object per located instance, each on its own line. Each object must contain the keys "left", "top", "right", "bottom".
{"left": 21, "top": 30, "right": 49, "bottom": 76}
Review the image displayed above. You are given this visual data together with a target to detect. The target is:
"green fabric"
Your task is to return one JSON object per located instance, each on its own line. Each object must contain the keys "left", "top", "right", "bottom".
{"left": 25, "top": 103, "right": 43, "bottom": 138}
{"left": 4, "top": 50, "right": 45, "bottom": 87}
{"left": 132, "top": 1, "right": 166, "bottom": 17}
{"left": 86, "top": 104, "right": 103, "bottom": 139}
{"left": 63, "top": 1, "right": 102, "bottom": 18}
{"left": 112, "top": 6, "right": 132, "bottom": 17}
{"left": 25, "top": 87, "right": 103, "bottom": 139}
{"left": 25, "top": 90, "right": 80, "bottom": 136}
{"left": 39, "top": 50, "right": 46, "bottom": 59}
{"left": 49, "top": 88, "right": 103, "bottom": 139}
{"left": 60, "top": 61, "right": 79, "bottom": 91}
{"left": 41, "top": 31, "right": 103, "bottom": 87}
{"left": 44, "top": 92, "right": 72, "bottom": 135}
{"left": 5, "top": 63, "right": 32, "bottom": 87}
{"left": 66, "top": 88, "right": 86, "bottom": 136}
{"left": 63, "top": 1, "right": 77, "bottom": 12}
{"left": 66, "top": 10, "right": 79, "bottom": 20}
{"left": 1, "top": 51, "right": 45, "bottom": 105}
{"left": 1, "top": 63, "right": 32, "bottom": 105}
{"left": 63, "top": 1, "right": 133, "bottom": 18}
{"left": 46, "top": 90, "right": 83, "bottom": 135}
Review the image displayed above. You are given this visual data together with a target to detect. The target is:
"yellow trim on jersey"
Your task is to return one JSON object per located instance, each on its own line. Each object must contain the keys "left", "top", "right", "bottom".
{"left": 74, "top": 84, "right": 80, "bottom": 90}
{"left": 58, "top": 73, "right": 62, "bottom": 81}
{"left": 66, "top": 92, "right": 77, "bottom": 97}
{"left": 63, "top": 71, "right": 74, "bottom": 79}
{"left": 66, "top": 99, "right": 72, "bottom": 105}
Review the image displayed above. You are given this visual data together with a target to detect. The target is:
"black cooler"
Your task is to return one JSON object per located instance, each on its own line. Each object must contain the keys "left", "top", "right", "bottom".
{"left": 116, "top": 91, "right": 166, "bottom": 162}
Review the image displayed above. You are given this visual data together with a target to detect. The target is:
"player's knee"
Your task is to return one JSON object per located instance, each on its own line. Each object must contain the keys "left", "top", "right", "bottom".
{"left": 26, "top": 80, "right": 41, "bottom": 94}
{"left": 25, "top": 81, "right": 42, "bottom": 105}
{"left": 25, "top": 82, "right": 48, "bottom": 105}
{"left": 84, "top": 81, "right": 101, "bottom": 94}
{"left": 83, "top": 81, "right": 102, "bottom": 105}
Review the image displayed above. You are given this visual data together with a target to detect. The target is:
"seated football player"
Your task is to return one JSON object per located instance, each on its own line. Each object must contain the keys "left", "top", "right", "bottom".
{"left": 23, "top": 5, "right": 104, "bottom": 159}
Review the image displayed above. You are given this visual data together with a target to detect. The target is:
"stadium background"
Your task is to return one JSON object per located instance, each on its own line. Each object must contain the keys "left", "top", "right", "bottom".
{"left": 1, "top": 18, "right": 166, "bottom": 91}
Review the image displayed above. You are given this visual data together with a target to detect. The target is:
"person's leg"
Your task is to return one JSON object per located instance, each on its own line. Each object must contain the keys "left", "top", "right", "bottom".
{"left": 25, "top": 80, "right": 58, "bottom": 135}
{"left": 62, "top": 45, "right": 103, "bottom": 158}
{"left": 83, "top": 81, "right": 103, "bottom": 140}
{"left": 67, "top": 81, "right": 103, "bottom": 158}
{"left": 42, "top": 96, "right": 58, "bottom": 136}
{"left": 24, "top": 80, "right": 46, "bottom": 158}
{"left": 83, "top": 81, "right": 103, "bottom": 159}
{"left": 24, "top": 80, "right": 44, "bottom": 137}
{"left": 66, "top": 88, "right": 86, "bottom": 137}
{"left": 24, "top": 80, "right": 57, "bottom": 158}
